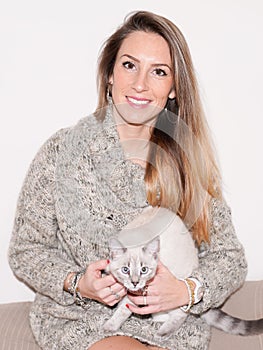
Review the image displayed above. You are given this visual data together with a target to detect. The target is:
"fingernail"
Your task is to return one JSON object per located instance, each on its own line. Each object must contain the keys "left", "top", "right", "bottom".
{"left": 125, "top": 304, "right": 130, "bottom": 309}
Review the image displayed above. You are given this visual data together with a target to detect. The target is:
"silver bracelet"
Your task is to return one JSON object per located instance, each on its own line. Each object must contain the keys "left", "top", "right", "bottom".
{"left": 67, "top": 271, "right": 90, "bottom": 308}
{"left": 72, "top": 271, "right": 91, "bottom": 309}
{"left": 72, "top": 271, "right": 83, "bottom": 297}
{"left": 67, "top": 272, "right": 78, "bottom": 295}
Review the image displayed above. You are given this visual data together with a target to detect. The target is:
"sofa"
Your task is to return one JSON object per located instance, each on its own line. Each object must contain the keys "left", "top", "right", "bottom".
{"left": 0, "top": 281, "right": 262, "bottom": 350}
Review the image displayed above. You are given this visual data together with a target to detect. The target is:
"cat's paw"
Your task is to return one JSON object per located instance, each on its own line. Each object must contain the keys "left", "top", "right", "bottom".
{"left": 103, "top": 319, "right": 120, "bottom": 333}
{"left": 156, "top": 324, "right": 174, "bottom": 337}
{"left": 157, "top": 316, "right": 186, "bottom": 337}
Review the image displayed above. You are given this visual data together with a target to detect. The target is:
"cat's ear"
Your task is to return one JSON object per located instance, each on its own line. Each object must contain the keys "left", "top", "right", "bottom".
{"left": 109, "top": 237, "right": 127, "bottom": 260}
{"left": 143, "top": 237, "right": 160, "bottom": 260}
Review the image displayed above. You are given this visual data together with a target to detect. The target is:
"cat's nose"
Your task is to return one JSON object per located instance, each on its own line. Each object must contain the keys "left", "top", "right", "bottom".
{"left": 132, "top": 281, "right": 139, "bottom": 287}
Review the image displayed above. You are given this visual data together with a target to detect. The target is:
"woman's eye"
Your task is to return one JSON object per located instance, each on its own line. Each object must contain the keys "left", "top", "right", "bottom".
{"left": 141, "top": 266, "right": 149, "bottom": 274}
{"left": 122, "top": 61, "right": 136, "bottom": 70}
{"left": 121, "top": 266, "right": 130, "bottom": 274}
{"left": 153, "top": 68, "right": 167, "bottom": 77}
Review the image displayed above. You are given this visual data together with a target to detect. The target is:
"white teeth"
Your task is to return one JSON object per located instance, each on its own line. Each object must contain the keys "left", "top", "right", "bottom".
{"left": 127, "top": 97, "right": 149, "bottom": 105}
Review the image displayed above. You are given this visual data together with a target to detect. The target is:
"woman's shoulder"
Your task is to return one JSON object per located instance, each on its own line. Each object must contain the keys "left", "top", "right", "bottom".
{"left": 207, "top": 196, "right": 236, "bottom": 242}
{"left": 39, "top": 114, "right": 103, "bottom": 154}
{"left": 209, "top": 196, "right": 232, "bottom": 222}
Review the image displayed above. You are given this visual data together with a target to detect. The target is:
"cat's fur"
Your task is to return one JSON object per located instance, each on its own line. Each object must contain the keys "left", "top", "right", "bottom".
{"left": 103, "top": 206, "right": 263, "bottom": 337}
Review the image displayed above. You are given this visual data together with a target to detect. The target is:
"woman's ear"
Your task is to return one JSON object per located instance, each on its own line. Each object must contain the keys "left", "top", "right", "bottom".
{"left": 108, "top": 75, "right": 113, "bottom": 85}
{"left": 168, "top": 87, "right": 176, "bottom": 99}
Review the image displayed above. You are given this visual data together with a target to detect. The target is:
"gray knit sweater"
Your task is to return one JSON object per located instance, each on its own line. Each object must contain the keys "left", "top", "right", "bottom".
{"left": 9, "top": 108, "right": 247, "bottom": 350}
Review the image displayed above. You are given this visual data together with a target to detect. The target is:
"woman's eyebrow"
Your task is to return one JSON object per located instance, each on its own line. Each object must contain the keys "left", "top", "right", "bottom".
{"left": 120, "top": 54, "right": 140, "bottom": 62}
{"left": 120, "top": 54, "right": 172, "bottom": 71}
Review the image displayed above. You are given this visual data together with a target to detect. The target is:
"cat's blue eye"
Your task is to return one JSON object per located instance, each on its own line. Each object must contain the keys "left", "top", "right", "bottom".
{"left": 140, "top": 266, "right": 149, "bottom": 274}
{"left": 121, "top": 266, "right": 130, "bottom": 274}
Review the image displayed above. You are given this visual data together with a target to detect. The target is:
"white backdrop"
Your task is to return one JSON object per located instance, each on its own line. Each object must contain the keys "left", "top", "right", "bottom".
{"left": 1, "top": 0, "right": 262, "bottom": 304}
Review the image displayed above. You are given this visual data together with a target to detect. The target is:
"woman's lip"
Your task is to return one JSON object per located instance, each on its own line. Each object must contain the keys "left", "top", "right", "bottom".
{"left": 126, "top": 96, "right": 152, "bottom": 107}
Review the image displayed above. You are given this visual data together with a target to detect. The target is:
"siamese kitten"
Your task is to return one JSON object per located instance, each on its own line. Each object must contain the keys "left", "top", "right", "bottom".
{"left": 103, "top": 206, "right": 198, "bottom": 335}
{"left": 103, "top": 206, "right": 263, "bottom": 337}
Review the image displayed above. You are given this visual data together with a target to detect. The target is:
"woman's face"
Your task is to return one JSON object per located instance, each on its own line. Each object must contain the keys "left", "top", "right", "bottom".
{"left": 110, "top": 31, "right": 175, "bottom": 126}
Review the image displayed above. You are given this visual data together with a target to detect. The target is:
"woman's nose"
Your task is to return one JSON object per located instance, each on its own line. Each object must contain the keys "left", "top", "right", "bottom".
{"left": 132, "top": 70, "right": 148, "bottom": 92}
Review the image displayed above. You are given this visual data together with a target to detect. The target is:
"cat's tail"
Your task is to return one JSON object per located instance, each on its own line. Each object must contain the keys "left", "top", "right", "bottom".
{"left": 201, "top": 309, "right": 263, "bottom": 336}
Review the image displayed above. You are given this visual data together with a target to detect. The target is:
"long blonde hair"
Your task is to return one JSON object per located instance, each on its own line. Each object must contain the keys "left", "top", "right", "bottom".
{"left": 96, "top": 11, "right": 222, "bottom": 245}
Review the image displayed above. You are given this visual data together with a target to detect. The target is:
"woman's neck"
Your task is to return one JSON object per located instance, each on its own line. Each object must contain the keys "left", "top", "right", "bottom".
{"left": 116, "top": 123, "right": 153, "bottom": 169}
{"left": 116, "top": 122, "right": 152, "bottom": 141}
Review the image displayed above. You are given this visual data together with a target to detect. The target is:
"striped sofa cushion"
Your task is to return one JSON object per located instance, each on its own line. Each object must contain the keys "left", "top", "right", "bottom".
{"left": 0, "top": 302, "right": 40, "bottom": 350}
{"left": 1, "top": 281, "right": 263, "bottom": 350}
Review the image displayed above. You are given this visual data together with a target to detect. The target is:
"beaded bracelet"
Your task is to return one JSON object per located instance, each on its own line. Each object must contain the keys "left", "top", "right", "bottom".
{"left": 179, "top": 278, "right": 195, "bottom": 313}
{"left": 67, "top": 271, "right": 90, "bottom": 309}
{"left": 73, "top": 272, "right": 84, "bottom": 298}
{"left": 67, "top": 272, "right": 78, "bottom": 295}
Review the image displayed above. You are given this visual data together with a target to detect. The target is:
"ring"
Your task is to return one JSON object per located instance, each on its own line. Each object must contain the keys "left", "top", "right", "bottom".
{"left": 142, "top": 285, "right": 148, "bottom": 297}
{"left": 143, "top": 295, "right": 147, "bottom": 306}
{"left": 114, "top": 293, "right": 121, "bottom": 300}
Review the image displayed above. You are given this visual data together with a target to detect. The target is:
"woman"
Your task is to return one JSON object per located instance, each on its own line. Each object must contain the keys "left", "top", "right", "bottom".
{"left": 9, "top": 11, "right": 247, "bottom": 350}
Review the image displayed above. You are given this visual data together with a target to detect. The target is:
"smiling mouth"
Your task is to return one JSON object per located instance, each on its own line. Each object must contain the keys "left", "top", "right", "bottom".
{"left": 126, "top": 96, "right": 151, "bottom": 106}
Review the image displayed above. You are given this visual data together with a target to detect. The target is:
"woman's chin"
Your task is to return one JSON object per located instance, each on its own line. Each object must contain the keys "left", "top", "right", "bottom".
{"left": 113, "top": 103, "right": 161, "bottom": 127}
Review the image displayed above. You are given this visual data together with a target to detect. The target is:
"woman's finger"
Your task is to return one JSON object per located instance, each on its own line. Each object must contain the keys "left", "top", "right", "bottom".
{"left": 94, "top": 274, "right": 116, "bottom": 290}
{"left": 89, "top": 259, "right": 109, "bottom": 272}
{"left": 103, "top": 286, "right": 127, "bottom": 306}
{"left": 104, "top": 283, "right": 125, "bottom": 298}
{"left": 109, "top": 282, "right": 126, "bottom": 293}
{"left": 125, "top": 302, "right": 161, "bottom": 315}
{"left": 127, "top": 294, "right": 158, "bottom": 306}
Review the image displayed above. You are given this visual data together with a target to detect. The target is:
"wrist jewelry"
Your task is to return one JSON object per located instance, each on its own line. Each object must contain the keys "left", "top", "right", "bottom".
{"left": 67, "top": 270, "right": 90, "bottom": 309}
{"left": 187, "top": 277, "right": 204, "bottom": 304}
{"left": 67, "top": 272, "right": 78, "bottom": 295}
{"left": 179, "top": 277, "right": 204, "bottom": 313}
{"left": 73, "top": 271, "right": 84, "bottom": 298}
{"left": 179, "top": 278, "right": 195, "bottom": 313}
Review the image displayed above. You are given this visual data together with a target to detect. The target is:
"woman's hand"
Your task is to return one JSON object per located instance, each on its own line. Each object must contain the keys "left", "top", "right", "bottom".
{"left": 78, "top": 259, "right": 127, "bottom": 306}
{"left": 126, "top": 261, "right": 189, "bottom": 315}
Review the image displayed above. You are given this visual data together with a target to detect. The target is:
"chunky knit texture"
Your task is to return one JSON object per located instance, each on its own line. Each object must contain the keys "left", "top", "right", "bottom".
{"left": 9, "top": 108, "right": 247, "bottom": 350}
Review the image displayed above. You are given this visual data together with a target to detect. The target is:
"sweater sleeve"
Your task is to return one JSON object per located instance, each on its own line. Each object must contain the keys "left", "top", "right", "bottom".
{"left": 189, "top": 197, "right": 248, "bottom": 314}
{"left": 8, "top": 129, "right": 81, "bottom": 306}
